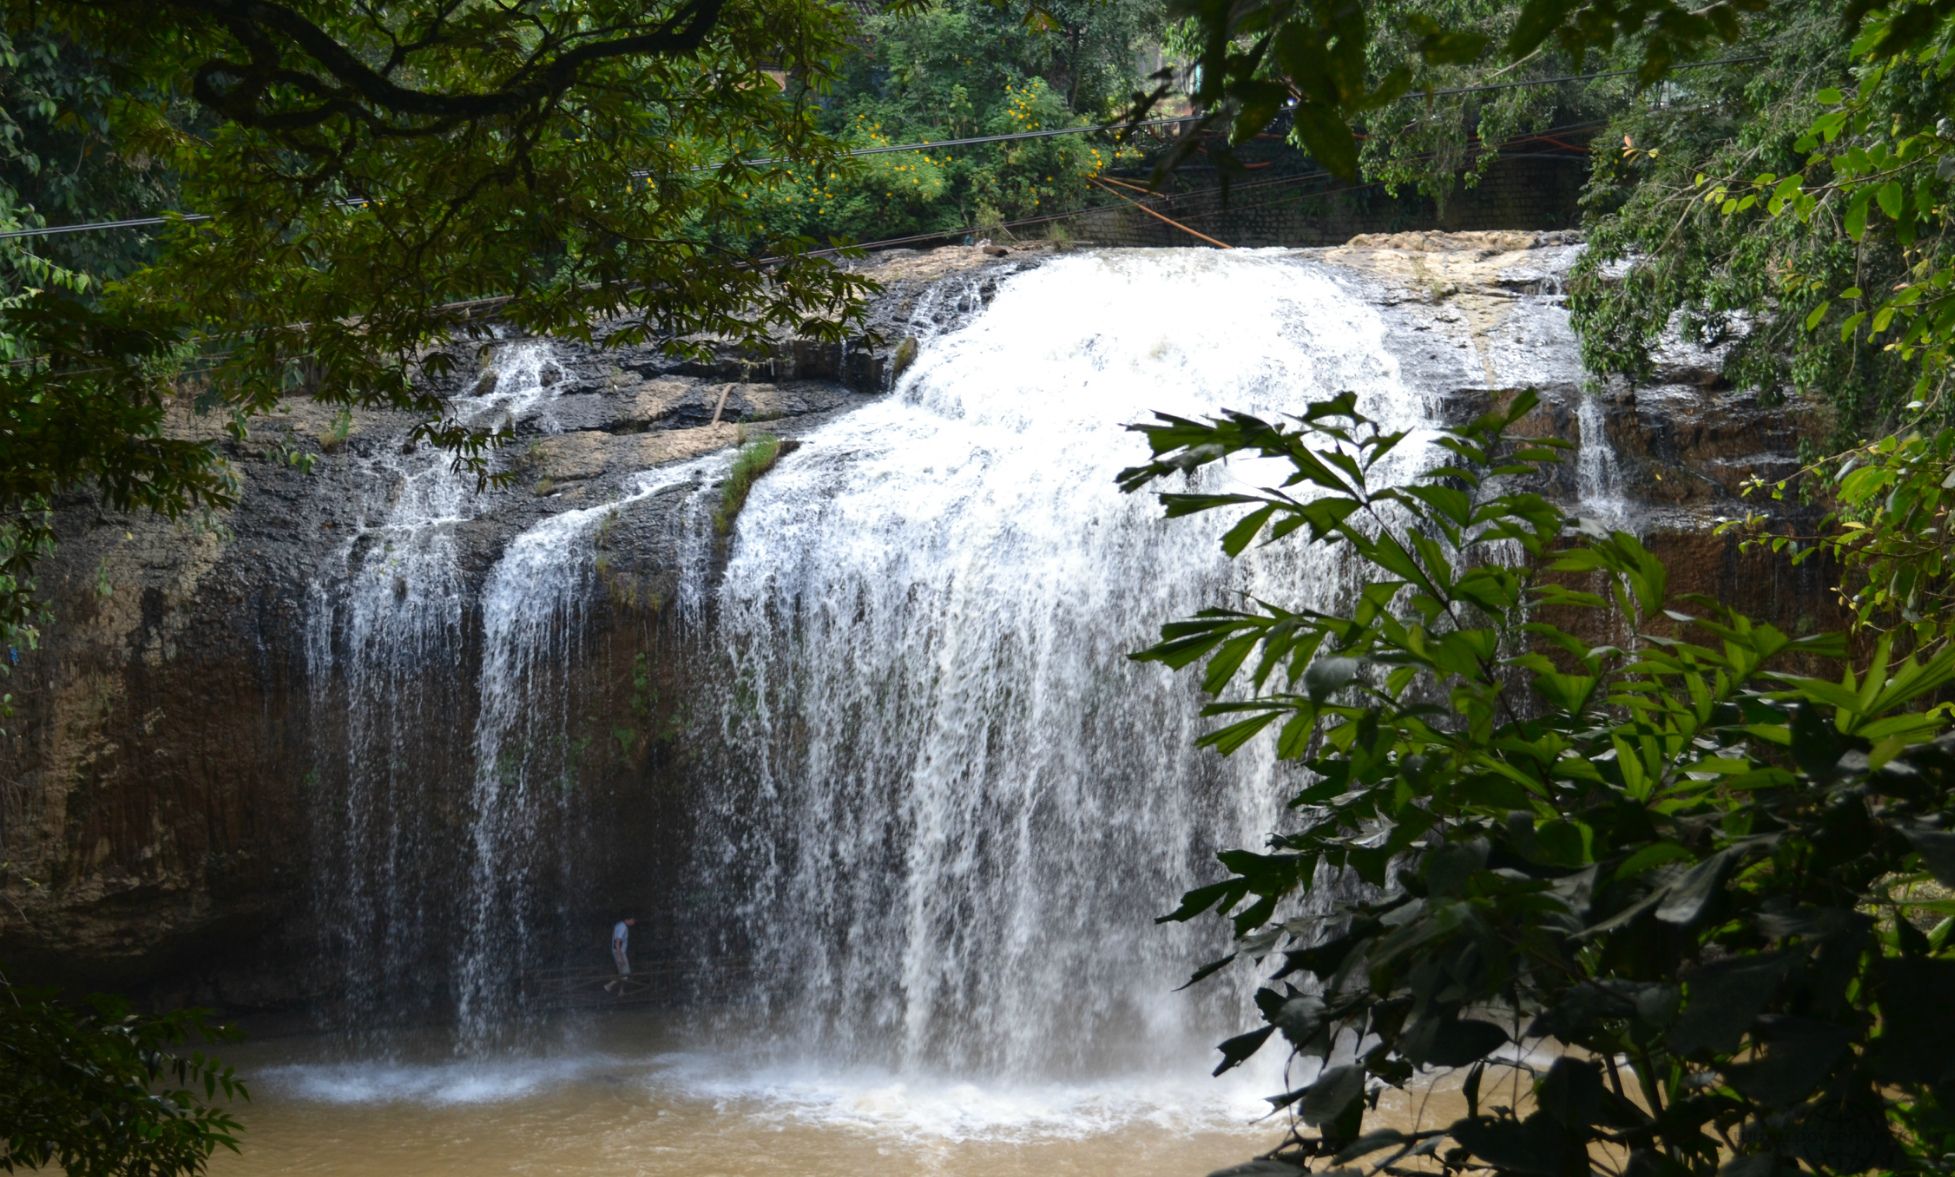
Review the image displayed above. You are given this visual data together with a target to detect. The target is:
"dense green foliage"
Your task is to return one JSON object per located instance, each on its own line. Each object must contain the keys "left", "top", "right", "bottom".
{"left": 1158, "top": 0, "right": 1955, "bottom": 653}
{"left": 0, "top": 0, "right": 884, "bottom": 663}
{"left": 1125, "top": 394, "right": 1955, "bottom": 1175}
{"left": 1355, "top": 1, "right": 1619, "bottom": 203}
{"left": 1154, "top": 0, "right": 1933, "bottom": 428}
{"left": 0, "top": 979, "right": 245, "bottom": 1176}
{"left": 1150, "top": 0, "right": 1763, "bottom": 178}
{"left": 0, "top": 26, "right": 189, "bottom": 702}
{"left": 734, "top": 0, "right": 1159, "bottom": 248}
{"left": 1566, "top": 1, "right": 1886, "bottom": 432}
{"left": 1682, "top": 5, "right": 1955, "bottom": 654}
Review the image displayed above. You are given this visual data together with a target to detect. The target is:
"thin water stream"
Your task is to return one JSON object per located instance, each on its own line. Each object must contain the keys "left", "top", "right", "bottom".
{"left": 305, "top": 340, "right": 570, "bottom": 1038}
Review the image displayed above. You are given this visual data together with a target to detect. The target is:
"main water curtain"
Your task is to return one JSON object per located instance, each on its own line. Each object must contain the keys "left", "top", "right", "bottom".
{"left": 689, "top": 250, "right": 1445, "bottom": 1080}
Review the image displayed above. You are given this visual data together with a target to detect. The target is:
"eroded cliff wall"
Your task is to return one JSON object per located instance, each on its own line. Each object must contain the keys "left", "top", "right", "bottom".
{"left": 0, "top": 235, "right": 1842, "bottom": 1012}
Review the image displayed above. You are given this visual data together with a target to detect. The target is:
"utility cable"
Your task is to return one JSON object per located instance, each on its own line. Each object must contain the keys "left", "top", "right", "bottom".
{"left": 630, "top": 114, "right": 1205, "bottom": 178}
{"left": 0, "top": 55, "right": 1750, "bottom": 242}
{"left": 4, "top": 116, "right": 1609, "bottom": 375}
{"left": 0, "top": 116, "right": 1203, "bottom": 243}
{"left": 1087, "top": 177, "right": 1234, "bottom": 248}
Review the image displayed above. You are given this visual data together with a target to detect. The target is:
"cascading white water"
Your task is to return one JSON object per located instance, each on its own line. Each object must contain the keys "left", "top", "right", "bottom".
{"left": 689, "top": 250, "right": 1444, "bottom": 1090}
{"left": 1576, "top": 391, "right": 1631, "bottom": 529}
{"left": 305, "top": 340, "right": 565, "bottom": 1038}
{"left": 456, "top": 455, "right": 726, "bottom": 1049}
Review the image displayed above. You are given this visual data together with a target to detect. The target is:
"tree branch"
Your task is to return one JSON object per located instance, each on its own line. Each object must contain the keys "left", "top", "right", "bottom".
{"left": 168, "top": 0, "right": 734, "bottom": 130}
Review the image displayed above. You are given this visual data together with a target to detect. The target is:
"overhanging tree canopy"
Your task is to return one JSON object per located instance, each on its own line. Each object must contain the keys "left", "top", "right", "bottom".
{"left": 0, "top": 0, "right": 892, "bottom": 660}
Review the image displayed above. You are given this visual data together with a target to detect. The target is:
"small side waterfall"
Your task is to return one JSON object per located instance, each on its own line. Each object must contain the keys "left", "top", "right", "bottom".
{"left": 304, "top": 341, "right": 565, "bottom": 1039}
{"left": 1576, "top": 391, "right": 1630, "bottom": 528}
{"left": 455, "top": 457, "right": 724, "bottom": 1049}
{"left": 689, "top": 251, "right": 1441, "bottom": 1084}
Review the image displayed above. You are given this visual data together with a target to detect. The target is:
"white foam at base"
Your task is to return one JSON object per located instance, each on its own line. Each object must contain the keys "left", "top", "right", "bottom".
{"left": 262, "top": 1053, "right": 627, "bottom": 1106}
{"left": 259, "top": 1047, "right": 1281, "bottom": 1143}
{"left": 646, "top": 1052, "right": 1281, "bottom": 1143}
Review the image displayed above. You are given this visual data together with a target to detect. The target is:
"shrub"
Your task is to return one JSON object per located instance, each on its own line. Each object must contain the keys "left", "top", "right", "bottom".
{"left": 713, "top": 434, "right": 785, "bottom": 536}
{"left": 1121, "top": 391, "right": 1955, "bottom": 1175}
{"left": 0, "top": 979, "right": 246, "bottom": 1176}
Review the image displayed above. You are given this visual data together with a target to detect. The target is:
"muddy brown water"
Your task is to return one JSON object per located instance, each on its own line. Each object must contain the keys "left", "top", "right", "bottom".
{"left": 206, "top": 1012, "right": 1482, "bottom": 1177}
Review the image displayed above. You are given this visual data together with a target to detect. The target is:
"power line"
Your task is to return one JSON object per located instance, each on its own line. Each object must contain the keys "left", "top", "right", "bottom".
{"left": 630, "top": 114, "right": 1204, "bottom": 179}
{"left": 0, "top": 55, "right": 1754, "bottom": 244}
{"left": 1421, "top": 52, "right": 1763, "bottom": 99}
{"left": 0, "top": 117, "right": 1203, "bottom": 243}
{"left": 8, "top": 116, "right": 1610, "bottom": 376}
{"left": 1, "top": 213, "right": 208, "bottom": 239}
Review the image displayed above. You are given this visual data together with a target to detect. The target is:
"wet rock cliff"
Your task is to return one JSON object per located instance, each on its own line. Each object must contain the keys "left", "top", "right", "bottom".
{"left": 0, "top": 245, "right": 1032, "bottom": 1009}
{"left": 0, "top": 234, "right": 1840, "bottom": 1012}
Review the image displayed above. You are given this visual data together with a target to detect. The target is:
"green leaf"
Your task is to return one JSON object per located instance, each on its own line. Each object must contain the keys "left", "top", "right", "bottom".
{"left": 1212, "top": 1025, "right": 1276, "bottom": 1075}
{"left": 1333, "top": 1129, "right": 1409, "bottom": 1164}
{"left": 1722, "top": 1018, "right": 1851, "bottom": 1107}
{"left": 1904, "top": 828, "right": 1955, "bottom": 889}
{"left": 1406, "top": 1017, "right": 1508, "bottom": 1066}
{"left": 1176, "top": 953, "right": 1238, "bottom": 988}
{"left": 1416, "top": 27, "right": 1489, "bottom": 66}
{"left": 1845, "top": 189, "right": 1873, "bottom": 239}
{"left": 1203, "top": 632, "right": 1262, "bottom": 694}
{"left": 1300, "top": 1064, "right": 1365, "bottom": 1126}
{"left": 1199, "top": 711, "right": 1282, "bottom": 755}
{"left": 1507, "top": 0, "right": 1577, "bottom": 57}
{"left": 1667, "top": 951, "right": 1797, "bottom": 1055}
{"left": 1450, "top": 1113, "right": 1575, "bottom": 1176}
{"left": 1536, "top": 1058, "right": 1605, "bottom": 1128}
{"left": 1221, "top": 504, "right": 1278, "bottom": 557}
{"left": 1877, "top": 179, "right": 1905, "bottom": 220}
{"left": 1654, "top": 847, "right": 1738, "bottom": 925}
{"left": 1160, "top": 878, "right": 1246, "bottom": 923}
{"left": 1289, "top": 105, "right": 1359, "bottom": 178}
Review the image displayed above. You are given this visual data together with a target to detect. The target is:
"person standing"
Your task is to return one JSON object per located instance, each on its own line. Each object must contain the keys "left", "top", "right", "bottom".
{"left": 605, "top": 917, "right": 636, "bottom": 994}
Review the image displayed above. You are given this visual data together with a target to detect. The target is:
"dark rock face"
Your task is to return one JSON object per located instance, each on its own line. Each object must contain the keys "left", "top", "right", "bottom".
{"left": 0, "top": 235, "right": 1844, "bottom": 1011}
{"left": 0, "top": 244, "right": 1035, "bottom": 1009}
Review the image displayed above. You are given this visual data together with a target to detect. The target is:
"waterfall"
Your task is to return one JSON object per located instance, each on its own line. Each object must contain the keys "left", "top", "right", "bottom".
{"left": 304, "top": 340, "right": 564, "bottom": 1039}
{"left": 1576, "top": 391, "right": 1630, "bottom": 529}
{"left": 688, "top": 250, "right": 1442, "bottom": 1085}
{"left": 455, "top": 456, "right": 724, "bottom": 1049}
{"left": 291, "top": 245, "right": 1588, "bottom": 1107}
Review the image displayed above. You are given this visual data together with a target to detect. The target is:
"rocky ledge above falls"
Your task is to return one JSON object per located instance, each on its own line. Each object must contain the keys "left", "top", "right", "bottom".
{"left": 0, "top": 232, "right": 1844, "bottom": 1008}
{"left": 1317, "top": 229, "right": 1838, "bottom": 626}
